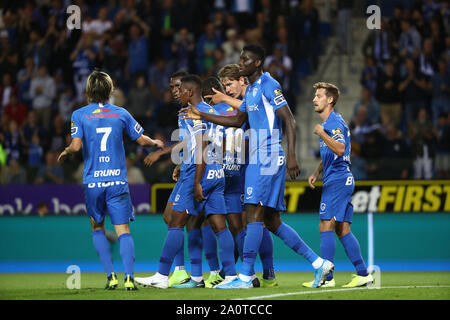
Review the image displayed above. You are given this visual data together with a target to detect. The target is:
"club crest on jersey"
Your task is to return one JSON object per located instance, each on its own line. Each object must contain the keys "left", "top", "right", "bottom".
{"left": 274, "top": 89, "right": 282, "bottom": 96}
{"left": 247, "top": 187, "right": 253, "bottom": 195}
{"left": 252, "top": 87, "right": 258, "bottom": 97}
{"left": 134, "top": 123, "right": 142, "bottom": 134}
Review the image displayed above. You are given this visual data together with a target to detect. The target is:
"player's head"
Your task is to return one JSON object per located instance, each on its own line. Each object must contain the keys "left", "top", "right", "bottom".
{"left": 202, "top": 76, "right": 224, "bottom": 105}
{"left": 170, "top": 70, "right": 189, "bottom": 103}
{"left": 86, "top": 70, "right": 114, "bottom": 104}
{"left": 239, "top": 44, "right": 265, "bottom": 77}
{"left": 218, "top": 64, "right": 248, "bottom": 99}
{"left": 179, "top": 74, "right": 202, "bottom": 105}
{"left": 312, "top": 82, "right": 340, "bottom": 113}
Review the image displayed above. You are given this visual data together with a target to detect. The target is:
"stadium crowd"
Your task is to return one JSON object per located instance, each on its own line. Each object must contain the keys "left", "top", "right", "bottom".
{"left": 351, "top": 0, "right": 450, "bottom": 180}
{"left": 0, "top": 0, "right": 449, "bottom": 185}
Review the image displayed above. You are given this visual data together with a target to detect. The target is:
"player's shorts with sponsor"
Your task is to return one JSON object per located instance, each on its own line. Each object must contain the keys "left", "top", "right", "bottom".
{"left": 244, "top": 155, "right": 286, "bottom": 212}
{"left": 224, "top": 173, "right": 243, "bottom": 214}
{"left": 172, "top": 165, "right": 198, "bottom": 215}
{"left": 83, "top": 181, "right": 134, "bottom": 225}
{"left": 168, "top": 169, "right": 185, "bottom": 203}
{"left": 194, "top": 163, "right": 227, "bottom": 216}
{"left": 320, "top": 174, "right": 355, "bottom": 223}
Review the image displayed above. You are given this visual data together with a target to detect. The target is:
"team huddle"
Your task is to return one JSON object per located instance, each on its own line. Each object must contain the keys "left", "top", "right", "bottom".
{"left": 59, "top": 44, "right": 373, "bottom": 291}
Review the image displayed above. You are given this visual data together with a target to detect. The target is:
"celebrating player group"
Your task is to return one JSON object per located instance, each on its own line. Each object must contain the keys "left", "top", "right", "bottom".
{"left": 59, "top": 43, "right": 372, "bottom": 291}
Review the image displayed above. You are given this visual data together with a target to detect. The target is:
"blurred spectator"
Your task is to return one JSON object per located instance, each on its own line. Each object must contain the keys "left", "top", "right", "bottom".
{"left": 126, "top": 19, "right": 150, "bottom": 79}
{"left": 222, "top": 28, "right": 245, "bottom": 65}
{"left": 0, "top": 72, "right": 18, "bottom": 112}
{"left": 264, "top": 43, "right": 293, "bottom": 91}
{"left": 127, "top": 74, "right": 152, "bottom": 125}
{"left": 171, "top": 27, "right": 195, "bottom": 71}
{"left": 336, "top": 0, "right": 353, "bottom": 55}
{"left": 435, "top": 112, "right": 450, "bottom": 179}
{"left": 70, "top": 34, "right": 97, "bottom": 104}
{"left": 23, "top": 29, "right": 52, "bottom": 69}
{"left": 48, "top": 114, "right": 67, "bottom": 152}
{"left": 26, "top": 133, "right": 43, "bottom": 183}
{"left": 16, "top": 57, "right": 34, "bottom": 108}
{"left": 148, "top": 57, "right": 172, "bottom": 101}
{"left": 430, "top": 58, "right": 450, "bottom": 125}
{"left": 430, "top": 18, "right": 446, "bottom": 57}
{"left": 408, "top": 108, "right": 436, "bottom": 179}
{"left": 126, "top": 156, "right": 145, "bottom": 184}
{"left": 3, "top": 120, "right": 23, "bottom": 164}
{"left": 35, "top": 150, "right": 64, "bottom": 184}
{"left": 362, "top": 19, "right": 395, "bottom": 67}
{"left": 389, "top": 5, "right": 405, "bottom": 41}
{"left": 21, "top": 110, "right": 47, "bottom": 149}
{"left": 375, "top": 60, "right": 402, "bottom": 127}
{"left": 3, "top": 93, "right": 28, "bottom": 128}
{"left": 350, "top": 105, "right": 378, "bottom": 146}
{"left": 360, "top": 130, "right": 384, "bottom": 179}
{"left": 83, "top": 7, "right": 113, "bottom": 49}
{"left": 379, "top": 122, "right": 411, "bottom": 179}
{"left": 29, "top": 64, "right": 56, "bottom": 130}
{"left": 398, "top": 57, "right": 430, "bottom": 123}
{"left": 398, "top": 19, "right": 422, "bottom": 59}
{"left": 411, "top": 8, "right": 431, "bottom": 39}
{"left": 352, "top": 86, "right": 380, "bottom": 125}
{"left": 350, "top": 142, "right": 366, "bottom": 180}
{"left": 360, "top": 56, "right": 378, "bottom": 96}
{"left": 2, "top": 158, "right": 27, "bottom": 184}
{"left": 418, "top": 38, "right": 437, "bottom": 77}
{"left": 58, "top": 86, "right": 77, "bottom": 123}
{"left": 109, "top": 78, "right": 126, "bottom": 107}
{"left": 196, "top": 22, "right": 223, "bottom": 75}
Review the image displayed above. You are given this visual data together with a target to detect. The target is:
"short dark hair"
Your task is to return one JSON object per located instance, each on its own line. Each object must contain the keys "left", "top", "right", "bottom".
{"left": 171, "top": 70, "right": 189, "bottom": 79}
{"left": 86, "top": 70, "right": 114, "bottom": 104}
{"left": 181, "top": 74, "right": 202, "bottom": 89}
{"left": 202, "top": 76, "right": 224, "bottom": 98}
{"left": 243, "top": 44, "right": 266, "bottom": 64}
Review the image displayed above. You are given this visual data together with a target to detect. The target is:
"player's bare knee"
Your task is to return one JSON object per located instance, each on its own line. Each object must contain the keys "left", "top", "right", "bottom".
{"left": 319, "top": 219, "right": 335, "bottom": 232}
{"left": 90, "top": 218, "right": 105, "bottom": 231}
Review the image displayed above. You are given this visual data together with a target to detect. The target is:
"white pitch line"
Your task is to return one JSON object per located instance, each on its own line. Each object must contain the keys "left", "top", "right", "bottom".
{"left": 233, "top": 285, "right": 450, "bottom": 300}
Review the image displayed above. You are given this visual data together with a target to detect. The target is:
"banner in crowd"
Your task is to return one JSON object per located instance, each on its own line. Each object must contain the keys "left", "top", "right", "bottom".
{"left": 0, "top": 184, "right": 151, "bottom": 216}
{"left": 152, "top": 180, "right": 450, "bottom": 213}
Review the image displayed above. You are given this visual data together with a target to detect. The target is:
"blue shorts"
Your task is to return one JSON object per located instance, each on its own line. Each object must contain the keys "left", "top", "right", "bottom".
{"left": 320, "top": 175, "right": 355, "bottom": 223}
{"left": 244, "top": 158, "right": 286, "bottom": 212}
{"left": 172, "top": 165, "right": 197, "bottom": 215}
{"left": 83, "top": 181, "right": 134, "bottom": 225}
{"left": 195, "top": 163, "right": 227, "bottom": 216}
{"left": 168, "top": 169, "right": 185, "bottom": 202}
{"left": 224, "top": 174, "right": 243, "bottom": 214}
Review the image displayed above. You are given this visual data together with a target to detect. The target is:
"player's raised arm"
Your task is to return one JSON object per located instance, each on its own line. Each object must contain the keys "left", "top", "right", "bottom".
{"left": 204, "top": 87, "right": 243, "bottom": 110}
{"left": 313, "top": 124, "right": 345, "bottom": 156}
{"left": 179, "top": 103, "right": 247, "bottom": 128}
{"left": 276, "top": 105, "right": 300, "bottom": 179}
{"left": 136, "top": 134, "right": 164, "bottom": 149}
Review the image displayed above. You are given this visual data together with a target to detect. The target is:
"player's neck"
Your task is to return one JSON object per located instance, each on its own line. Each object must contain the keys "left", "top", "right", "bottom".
{"left": 189, "top": 96, "right": 203, "bottom": 107}
{"left": 248, "top": 70, "right": 263, "bottom": 85}
{"left": 319, "top": 106, "right": 334, "bottom": 122}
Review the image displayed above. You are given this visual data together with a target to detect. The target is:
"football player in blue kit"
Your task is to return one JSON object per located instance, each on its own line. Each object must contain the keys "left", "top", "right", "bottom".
{"left": 135, "top": 75, "right": 237, "bottom": 289}
{"left": 181, "top": 45, "right": 334, "bottom": 289}
{"left": 58, "top": 71, "right": 164, "bottom": 290}
{"left": 303, "top": 82, "right": 373, "bottom": 288}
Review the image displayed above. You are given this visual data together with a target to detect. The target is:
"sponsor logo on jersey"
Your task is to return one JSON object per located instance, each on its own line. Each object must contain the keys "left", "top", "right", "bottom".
{"left": 273, "top": 94, "right": 286, "bottom": 106}
{"left": 274, "top": 89, "right": 282, "bottom": 96}
{"left": 92, "top": 108, "right": 111, "bottom": 114}
{"left": 71, "top": 121, "right": 78, "bottom": 135}
{"left": 86, "top": 113, "right": 119, "bottom": 119}
{"left": 93, "top": 169, "right": 121, "bottom": 177}
{"left": 332, "top": 128, "right": 342, "bottom": 135}
{"left": 247, "top": 104, "right": 259, "bottom": 112}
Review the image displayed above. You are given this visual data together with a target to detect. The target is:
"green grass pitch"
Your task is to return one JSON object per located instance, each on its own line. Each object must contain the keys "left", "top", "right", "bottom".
{"left": 1, "top": 272, "right": 449, "bottom": 300}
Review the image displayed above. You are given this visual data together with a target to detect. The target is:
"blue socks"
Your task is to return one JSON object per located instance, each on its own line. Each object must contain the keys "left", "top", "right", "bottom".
{"left": 188, "top": 229, "right": 203, "bottom": 278}
{"left": 259, "top": 227, "right": 275, "bottom": 280}
{"left": 174, "top": 234, "right": 185, "bottom": 268}
{"left": 275, "top": 222, "right": 319, "bottom": 264}
{"left": 201, "top": 225, "right": 220, "bottom": 271}
{"left": 234, "top": 229, "right": 246, "bottom": 261}
{"left": 320, "top": 231, "right": 336, "bottom": 281}
{"left": 241, "top": 222, "right": 264, "bottom": 277}
{"left": 339, "top": 232, "right": 368, "bottom": 277}
{"left": 158, "top": 228, "right": 184, "bottom": 276}
{"left": 92, "top": 230, "right": 114, "bottom": 277}
{"left": 216, "top": 228, "right": 237, "bottom": 276}
{"left": 118, "top": 233, "right": 135, "bottom": 279}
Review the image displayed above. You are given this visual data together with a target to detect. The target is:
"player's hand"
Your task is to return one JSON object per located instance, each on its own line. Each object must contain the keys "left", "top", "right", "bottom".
{"left": 286, "top": 155, "right": 300, "bottom": 180}
{"left": 179, "top": 104, "right": 202, "bottom": 121}
{"left": 152, "top": 139, "right": 164, "bottom": 149}
{"left": 313, "top": 124, "right": 324, "bottom": 136}
{"left": 308, "top": 174, "right": 317, "bottom": 189}
{"left": 57, "top": 149, "right": 68, "bottom": 163}
{"left": 194, "top": 183, "right": 207, "bottom": 202}
{"left": 204, "top": 87, "right": 226, "bottom": 105}
{"left": 144, "top": 151, "right": 161, "bottom": 167}
{"left": 172, "top": 164, "right": 180, "bottom": 182}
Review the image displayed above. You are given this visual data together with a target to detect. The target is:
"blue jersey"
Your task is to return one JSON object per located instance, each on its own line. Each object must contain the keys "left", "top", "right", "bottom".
{"left": 319, "top": 110, "right": 352, "bottom": 184}
{"left": 71, "top": 103, "right": 143, "bottom": 184}
{"left": 213, "top": 102, "right": 246, "bottom": 176}
{"left": 239, "top": 72, "right": 287, "bottom": 164}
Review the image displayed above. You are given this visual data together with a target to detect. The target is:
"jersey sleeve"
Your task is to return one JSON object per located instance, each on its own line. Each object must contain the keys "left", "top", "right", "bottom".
{"left": 238, "top": 90, "right": 248, "bottom": 113}
{"left": 326, "top": 121, "right": 346, "bottom": 143}
{"left": 123, "top": 110, "right": 144, "bottom": 140}
{"left": 262, "top": 77, "right": 288, "bottom": 111}
{"left": 71, "top": 111, "right": 83, "bottom": 138}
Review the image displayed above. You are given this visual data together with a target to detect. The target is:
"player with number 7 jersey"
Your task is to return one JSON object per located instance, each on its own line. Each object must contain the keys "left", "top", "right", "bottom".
{"left": 58, "top": 71, "right": 164, "bottom": 291}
